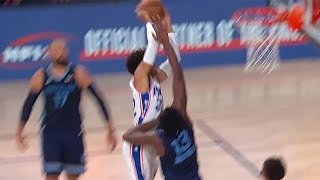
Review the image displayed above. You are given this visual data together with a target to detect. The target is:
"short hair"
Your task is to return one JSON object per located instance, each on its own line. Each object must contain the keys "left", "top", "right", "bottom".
{"left": 262, "top": 157, "right": 286, "bottom": 180}
{"left": 158, "top": 107, "right": 185, "bottom": 137}
{"left": 126, "top": 49, "right": 145, "bottom": 75}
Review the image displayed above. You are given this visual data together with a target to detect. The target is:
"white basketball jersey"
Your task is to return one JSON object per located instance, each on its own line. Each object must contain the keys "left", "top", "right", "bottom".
{"left": 130, "top": 78, "right": 164, "bottom": 125}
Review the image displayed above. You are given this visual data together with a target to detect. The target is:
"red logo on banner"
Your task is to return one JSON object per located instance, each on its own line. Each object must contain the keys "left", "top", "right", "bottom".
{"left": 0, "top": 32, "right": 74, "bottom": 70}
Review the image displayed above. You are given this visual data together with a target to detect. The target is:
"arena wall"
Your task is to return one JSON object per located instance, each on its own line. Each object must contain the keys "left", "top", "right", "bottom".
{"left": 0, "top": 0, "right": 319, "bottom": 80}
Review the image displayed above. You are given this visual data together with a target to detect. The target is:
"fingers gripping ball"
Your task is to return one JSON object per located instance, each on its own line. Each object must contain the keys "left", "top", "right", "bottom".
{"left": 138, "top": 0, "right": 166, "bottom": 19}
{"left": 287, "top": 5, "right": 305, "bottom": 30}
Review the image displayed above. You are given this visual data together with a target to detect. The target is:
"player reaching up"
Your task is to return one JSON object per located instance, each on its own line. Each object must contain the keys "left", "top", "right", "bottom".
{"left": 123, "top": 18, "right": 201, "bottom": 180}
{"left": 122, "top": 3, "right": 182, "bottom": 180}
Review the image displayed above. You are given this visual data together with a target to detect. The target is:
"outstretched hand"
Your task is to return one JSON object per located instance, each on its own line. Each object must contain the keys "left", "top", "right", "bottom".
{"left": 16, "top": 133, "right": 28, "bottom": 152}
{"left": 151, "top": 17, "right": 170, "bottom": 44}
{"left": 106, "top": 122, "right": 117, "bottom": 152}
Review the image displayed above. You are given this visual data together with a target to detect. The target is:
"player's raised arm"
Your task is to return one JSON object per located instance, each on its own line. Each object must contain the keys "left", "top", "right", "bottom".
{"left": 152, "top": 19, "right": 187, "bottom": 116}
{"left": 16, "top": 68, "right": 44, "bottom": 151}
{"left": 156, "top": 11, "right": 182, "bottom": 83}
{"left": 133, "top": 20, "right": 160, "bottom": 92}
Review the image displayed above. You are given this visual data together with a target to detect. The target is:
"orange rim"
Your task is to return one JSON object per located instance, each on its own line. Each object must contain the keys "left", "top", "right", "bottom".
{"left": 232, "top": 7, "right": 288, "bottom": 26}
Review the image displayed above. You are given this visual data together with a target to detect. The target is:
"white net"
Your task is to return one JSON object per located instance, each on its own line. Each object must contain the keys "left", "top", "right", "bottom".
{"left": 233, "top": 7, "right": 282, "bottom": 74}
{"left": 241, "top": 23, "right": 281, "bottom": 74}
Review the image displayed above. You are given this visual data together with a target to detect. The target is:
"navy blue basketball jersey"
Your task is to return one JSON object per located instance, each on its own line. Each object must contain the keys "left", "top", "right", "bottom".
{"left": 158, "top": 127, "right": 201, "bottom": 180}
{"left": 41, "top": 64, "right": 82, "bottom": 132}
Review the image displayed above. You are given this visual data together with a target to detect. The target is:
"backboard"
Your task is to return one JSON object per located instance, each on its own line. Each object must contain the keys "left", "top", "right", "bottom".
{"left": 305, "top": 0, "right": 320, "bottom": 25}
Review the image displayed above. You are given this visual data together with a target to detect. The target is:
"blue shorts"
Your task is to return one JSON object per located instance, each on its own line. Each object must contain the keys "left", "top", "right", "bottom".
{"left": 41, "top": 129, "right": 85, "bottom": 175}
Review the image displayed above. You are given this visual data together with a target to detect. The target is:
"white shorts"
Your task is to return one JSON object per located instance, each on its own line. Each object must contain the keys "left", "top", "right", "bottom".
{"left": 122, "top": 141, "right": 159, "bottom": 180}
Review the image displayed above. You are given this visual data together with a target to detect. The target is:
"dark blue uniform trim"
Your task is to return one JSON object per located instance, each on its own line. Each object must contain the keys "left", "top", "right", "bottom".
{"left": 41, "top": 63, "right": 85, "bottom": 175}
{"left": 158, "top": 127, "right": 200, "bottom": 180}
{"left": 131, "top": 145, "right": 144, "bottom": 180}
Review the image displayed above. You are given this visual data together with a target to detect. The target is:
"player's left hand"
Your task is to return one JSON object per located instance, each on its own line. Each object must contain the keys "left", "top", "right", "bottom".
{"left": 151, "top": 17, "right": 170, "bottom": 44}
{"left": 135, "top": 4, "right": 153, "bottom": 23}
{"left": 16, "top": 132, "right": 28, "bottom": 152}
{"left": 106, "top": 127, "right": 117, "bottom": 152}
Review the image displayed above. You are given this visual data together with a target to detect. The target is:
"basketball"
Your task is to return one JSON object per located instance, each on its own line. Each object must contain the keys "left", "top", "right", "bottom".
{"left": 138, "top": 0, "right": 166, "bottom": 19}
{"left": 287, "top": 5, "right": 305, "bottom": 30}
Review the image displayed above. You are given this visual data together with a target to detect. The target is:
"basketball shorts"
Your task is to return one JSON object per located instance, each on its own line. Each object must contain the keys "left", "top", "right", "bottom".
{"left": 41, "top": 129, "right": 86, "bottom": 175}
{"left": 123, "top": 141, "right": 159, "bottom": 180}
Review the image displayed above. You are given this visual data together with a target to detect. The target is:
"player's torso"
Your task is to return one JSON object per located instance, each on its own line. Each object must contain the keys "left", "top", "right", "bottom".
{"left": 158, "top": 128, "right": 200, "bottom": 180}
{"left": 42, "top": 64, "right": 82, "bottom": 131}
{"left": 130, "top": 78, "right": 163, "bottom": 125}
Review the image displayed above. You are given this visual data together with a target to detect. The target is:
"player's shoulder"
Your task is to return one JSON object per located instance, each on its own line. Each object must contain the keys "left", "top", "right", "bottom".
{"left": 129, "top": 78, "right": 134, "bottom": 87}
{"left": 73, "top": 64, "right": 88, "bottom": 73}
{"left": 32, "top": 68, "right": 45, "bottom": 80}
{"left": 72, "top": 65, "right": 93, "bottom": 88}
{"left": 73, "top": 65, "right": 91, "bottom": 78}
{"left": 130, "top": 79, "right": 141, "bottom": 95}
{"left": 130, "top": 76, "right": 159, "bottom": 93}
{"left": 30, "top": 68, "right": 45, "bottom": 91}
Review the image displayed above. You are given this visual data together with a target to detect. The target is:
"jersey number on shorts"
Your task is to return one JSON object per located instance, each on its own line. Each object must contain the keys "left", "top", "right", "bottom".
{"left": 171, "top": 130, "right": 196, "bottom": 164}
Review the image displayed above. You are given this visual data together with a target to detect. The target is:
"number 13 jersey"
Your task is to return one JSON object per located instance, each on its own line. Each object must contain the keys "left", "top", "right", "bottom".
{"left": 158, "top": 127, "right": 201, "bottom": 180}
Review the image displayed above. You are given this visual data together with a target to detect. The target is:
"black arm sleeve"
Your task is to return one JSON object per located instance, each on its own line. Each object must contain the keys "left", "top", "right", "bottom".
{"left": 87, "top": 83, "right": 110, "bottom": 122}
{"left": 20, "top": 91, "right": 40, "bottom": 123}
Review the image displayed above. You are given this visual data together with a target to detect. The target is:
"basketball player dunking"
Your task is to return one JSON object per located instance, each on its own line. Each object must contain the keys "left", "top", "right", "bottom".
{"left": 16, "top": 39, "right": 117, "bottom": 180}
{"left": 123, "top": 18, "right": 201, "bottom": 180}
{"left": 122, "top": 5, "right": 181, "bottom": 180}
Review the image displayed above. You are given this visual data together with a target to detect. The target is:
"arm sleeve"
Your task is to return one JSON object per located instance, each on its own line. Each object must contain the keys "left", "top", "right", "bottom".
{"left": 143, "top": 22, "right": 160, "bottom": 65}
{"left": 87, "top": 83, "right": 111, "bottom": 122}
{"left": 20, "top": 91, "right": 41, "bottom": 123}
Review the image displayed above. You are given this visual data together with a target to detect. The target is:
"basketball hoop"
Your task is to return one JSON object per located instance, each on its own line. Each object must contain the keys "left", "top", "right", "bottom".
{"left": 232, "top": 7, "right": 288, "bottom": 74}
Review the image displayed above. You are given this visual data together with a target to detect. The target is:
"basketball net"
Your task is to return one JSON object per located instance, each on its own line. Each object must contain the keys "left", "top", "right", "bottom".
{"left": 232, "top": 8, "right": 285, "bottom": 74}
{"left": 243, "top": 23, "right": 281, "bottom": 74}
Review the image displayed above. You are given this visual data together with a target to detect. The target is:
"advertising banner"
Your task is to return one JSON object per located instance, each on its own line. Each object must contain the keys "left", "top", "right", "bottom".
{"left": 0, "top": 0, "right": 319, "bottom": 80}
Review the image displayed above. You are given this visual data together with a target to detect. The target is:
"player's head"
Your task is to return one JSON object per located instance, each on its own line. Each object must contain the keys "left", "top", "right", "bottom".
{"left": 48, "top": 39, "right": 69, "bottom": 66}
{"left": 158, "top": 107, "right": 185, "bottom": 137}
{"left": 260, "top": 157, "right": 286, "bottom": 180}
{"left": 126, "top": 49, "right": 157, "bottom": 76}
